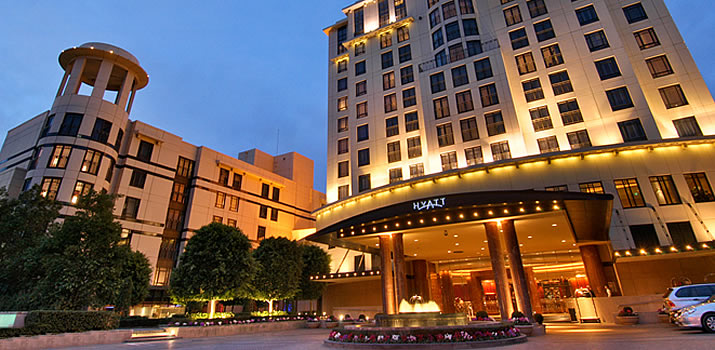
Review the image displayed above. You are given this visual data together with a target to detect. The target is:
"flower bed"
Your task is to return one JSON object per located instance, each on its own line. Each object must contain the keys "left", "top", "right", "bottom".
{"left": 326, "top": 323, "right": 523, "bottom": 346}
{"left": 168, "top": 315, "right": 306, "bottom": 328}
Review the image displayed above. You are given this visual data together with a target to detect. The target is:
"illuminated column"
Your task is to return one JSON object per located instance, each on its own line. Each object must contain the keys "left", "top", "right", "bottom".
{"left": 379, "top": 235, "right": 397, "bottom": 314}
{"left": 412, "top": 260, "right": 431, "bottom": 301}
{"left": 580, "top": 245, "right": 608, "bottom": 297}
{"left": 501, "top": 220, "right": 533, "bottom": 320}
{"left": 468, "top": 272, "right": 486, "bottom": 312}
{"left": 484, "top": 222, "right": 513, "bottom": 320}
{"left": 393, "top": 233, "right": 408, "bottom": 305}
{"left": 525, "top": 267, "right": 543, "bottom": 313}
{"left": 438, "top": 271, "right": 456, "bottom": 313}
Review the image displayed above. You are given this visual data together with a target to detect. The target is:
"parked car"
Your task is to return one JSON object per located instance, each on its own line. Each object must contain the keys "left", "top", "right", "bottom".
{"left": 663, "top": 283, "right": 715, "bottom": 316}
{"left": 674, "top": 295, "right": 715, "bottom": 332}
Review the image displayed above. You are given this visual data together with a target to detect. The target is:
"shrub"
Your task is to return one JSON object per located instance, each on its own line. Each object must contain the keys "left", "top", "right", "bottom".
{"left": 250, "top": 311, "right": 287, "bottom": 317}
{"left": 617, "top": 306, "right": 637, "bottom": 317}
{"left": 533, "top": 313, "right": 544, "bottom": 325}
{"left": 510, "top": 311, "right": 525, "bottom": 319}
{"left": 119, "top": 316, "right": 167, "bottom": 328}
{"left": 189, "top": 312, "right": 235, "bottom": 320}
{"left": 475, "top": 310, "right": 489, "bottom": 319}
{"left": 24, "top": 310, "right": 119, "bottom": 333}
{"left": 0, "top": 324, "right": 54, "bottom": 339}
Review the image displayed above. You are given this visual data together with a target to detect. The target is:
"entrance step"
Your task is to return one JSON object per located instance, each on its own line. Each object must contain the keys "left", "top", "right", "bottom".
{"left": 127, "top": 328, "right": 180, "bottom": 343}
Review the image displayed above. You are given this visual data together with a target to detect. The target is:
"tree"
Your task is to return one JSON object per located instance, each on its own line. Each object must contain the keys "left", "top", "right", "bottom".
{"left": 251, "top": 237, "right": 303, "bottom": 313}
{"left": 297, "top": 244, "right": 331, "bottom": 302}
{"left": 170, "top": 223, "right": 256, "bottom": 319}
{"left": 114, "top": 247, "right": 152, "bottom": 315}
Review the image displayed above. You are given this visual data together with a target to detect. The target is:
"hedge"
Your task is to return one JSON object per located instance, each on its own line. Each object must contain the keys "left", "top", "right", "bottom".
{"left": 119, "top": 316, "right": 167, "bottom": 328}
{"left": 25, "top": 310, "right": 119, "bottom": 334}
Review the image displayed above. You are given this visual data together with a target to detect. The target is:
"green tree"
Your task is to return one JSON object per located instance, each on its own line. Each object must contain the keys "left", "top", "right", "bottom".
{"left": 114, "top": 247, "right": 152, "bottom": 315}
{"left": 297, "top": 244, "right": 331, "bottom": 301}
{"left": 251, "top": 237, "right": 303, "bottom": 313}
{"left": 170, "top": 223, "right": 256, "bottom": 319}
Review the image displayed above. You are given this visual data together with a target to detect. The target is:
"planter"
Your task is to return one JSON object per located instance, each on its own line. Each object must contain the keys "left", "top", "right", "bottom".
{"left": 515, "top": 324, "right": 533, "bottom": 336}
{"left": 657, "top": 313, "right": 670, "bottom": 323}
{"left": 307, "top": 322, "right": 321, "bottom": 328}
{"left": 322, "top": 321, "right": 339, "bottom": 328}
{"left": 615, "top": 315, "right": 639, "bottom": 325}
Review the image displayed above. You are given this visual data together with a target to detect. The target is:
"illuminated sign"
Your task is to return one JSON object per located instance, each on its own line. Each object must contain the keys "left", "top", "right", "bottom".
{"left": 413, "top": 197, "right": 446, "bottom": 211}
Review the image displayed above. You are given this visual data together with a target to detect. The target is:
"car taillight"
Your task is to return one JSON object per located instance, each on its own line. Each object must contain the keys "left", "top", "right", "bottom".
{"left": 667, "top": 300, "right": 675, "bottom": 308}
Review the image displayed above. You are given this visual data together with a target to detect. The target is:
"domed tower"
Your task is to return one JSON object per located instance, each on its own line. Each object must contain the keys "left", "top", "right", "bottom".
{"left": 27, "top": 42, "right": 148, "bottom": 204}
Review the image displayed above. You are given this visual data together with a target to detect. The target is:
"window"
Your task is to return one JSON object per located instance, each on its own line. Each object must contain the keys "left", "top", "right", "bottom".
{"left": 537, "top": 136, "right": 559, "bottom": 154}
{"left": 338, "top": 138, "right": 349, "bottom": 154}
{"left": 154, "top": 267, "right": 171, "bottom": 286}
{"left": 558, "top": 99, "right": 583, "bottom": 125}
{"left": 474, "top": 58, "right": 493, "bottom": 81}
{"left": 515, "top": 52, "right": 536, "bottom": 75}
{"left": 455, "top": 91, "right": 474, "bottom": 114}
{"left": 549, "top": 71, "right": 573, "bottom": 95}
{"left": 219, "top": 168, "right": 230, "bottom": 186}
{"left": 410, "top": 163, "right": 425, "bottom": 178}
{"left": 467, "top": 40, "right": 483, "bottom": 56}
{"left": 338, "top": 185, "right": 350, "bottom": 200}
{"left": 629, "top": 224, "right": 659, "bottom": 249}
{"left": 81, "top": 149, "right": 102, "bottom": 175}
{"left": 338, "top": 97, "right": 348, "bottom": 112}
{"left": 387, "top": 141, "right": 401, "bottom": 163}
{"left": 357, "top": 125, "right": 369, "bottom": 141}
{"left": 338, "top": 117, "right": 348, "bottom": 132}
{"left": 459, "top": 0, "right": 474, "bottom": 14}
{"left": 534, "top": 19, "right": 555, "bottom": 42}
{"left": 441, "top": 151, "right": 458, "bottom": 171}
{"left": 354, "top": 7, "right": 364, "bottom": 34}
{"left": 337, "top": 78, "right": 347, "bottom": 92}
{"left": 585, "top": 30, "right": 609, "bottom": 52}
{"left": 261, "top": 183, "right": 270, "bottom": 198}
{"left": 48, "top": 145, "right": 71, "bottom": 168}
{"left": 400, "top": 66, "right": 414, "bottom": 84}
{"left": 595, "top": 57, "right": 621, "bottom": 80}
{"left": 405, "top": 112, "right": 419, "bottom": 132}
{"left": 618, "top": 119, "right": 648, "bottom": 142}
{"left": 259, "top": 205, "right": 268, "bottom": 219}
{"left": 491, "top": 141, "right": 511, "bottom": 161}
{"left": 395, "top": 0, "right": 407, "bottom": 20}
{"left": 614, "top": 178, "right": 645, "bottom": 208}
{"left": 403, "top": 88, "right": 417, "bottom": 107}
{"left": 479, "top": 84, "right": 499, "bottom": 107}
{"left": 40, "top": 114, "right": 54, "bottom": 138}
{"left": 358, "top": 174, "right": 371, "bottom": 192}
{"left": 383, "top": 72, "right": 395, "bottom": 90}
{"left": 270, "top": 208, "right": 278, "bottom": 221}
{"left": 673, "top": 116, "right": 703, "bottom": 137}
{"left": 129, "top": 169, "right": 147, "bottom": 188}
{"left": 381, "top": 33, "right": 392, "bottom": 49}
{"left": 503, "top": 6, "right": 522, "bottom": 26}
{"left": 527, "top": 0, "right": 547, "bottom": 18}
{"left": 355, "top": 61, "right": 366, "bottom": 75}
{"left": 448, "top": 43, "right": 465, "bottom": 63}
{"left": 122, "top": 197, "right": 140, "bottom": 218}
{"left": 384, "top": 94, "right": 397, "bottom": 112}
{"left": 389, "top": 168, "right": 403, "bottom": 183}
{"left": 659, "top": 85, "right": 688, "bottom": 109}
{"left": 357, "top": 102, "right": 368, "bottom": 118}
{"left": 90, "top": 118, "right": 112, "bottom": 143}
{"left": 432, "top": 29, "right": 444, "bottom": 49}
{"left": 272, "top": 187, "right": 280, "bottom": 201}
{"left": 442, "top": 1, "right": 457, "bottom": 19}
{"left": 463, "top": 19, "right": 479, "bottom": 36}
{"left": 650, "top": 175, "right": 681, "bottom": 205}
{"left": 337, "top": 26, "right": 348, "bottom": 55}
{"left": 177, "top": 157, "right": 194, "bottom": 178}
{"left": 227, "top": 218, "right": 237, "bottom": 227}
{"left": 215, "top": 192, "right": 226, "bottom": 208}
{"left": 397, "top": 25, "right": 409, "bottom": 42}
{"left": 386, "top": 117, "right": 399, "bottom": 137}
{"left": 358, "top": 148, "right": 370, "bottom": 166}
{"left": 576, "top": 5, "right": 599, "bottom": 26}
{"left": 229, "top": 196, "right": 239, "bottom": 212}
{"left": 485, "top": 111, "right": 506, "bottom": 136}
{"left": 337, "top": 60, "right": 348, "bottom": 73}
{"left": 338, "top": 161, "right": 349, "bottom": 178}
{"left": 606, "top": 87, "right": 634, "bottom": 111}
{"left": 445, "top": 22, "right": 461, "bottom": 42}
{"left": 433, "top": 97, "right": 451, "bottom": 119}
{"left": 21, "top": 178, "right": 32, "bottom": 193}
{"left": 510, "top": 28, "right": 529, "bottom": 50}
{"left": 667, "top": 222, "right": 698, "bottom": 247}
{"left": 451, "top": 66, "right": 469, "bottom": 87}
{"left": 684, "top": 172, "right": 715, "bottom": 202}
{"left": 545, "top": 185, "right": 568, "bottom": 192}
{"left": 522, "top": 78, "right": 544, "bottom": 102}
{"left": 634, "top": 28, "right": 659, "bottom": 50}
{"left": 623, "top": 3, "right": 648, "bottom": 24}
{"left": 166, "top": 209, "right": 184, "bottom": 231}
{"left": 171, "top": 183, "right": 187, "bottom": 203}
{"left": 541, "top": 44, "right": 563, "bottom": 68}
{"left": 430, "top": 9, "right": 442, "bottom": 28}
{"left": 436, "top": 123, "right": 455, "bottom": 147}
{"left": 232, "top": 173, "right": 242, "bottom": 190}
{"left": 460, "top": 117, "right": 479, "bottom": 142}
{"left": 58, "top": 113, "right": 83, "bottom": 136}
{"left": 580, "top": 181, "right": 605, "bottom": 194}
{"left": 407, "top": 136, "right": 422, "bottom": 158}
{"left": 465, "top": 146, "right": 483, "bottom": 166}
{"left": 40, "top": 177, "right": 61, "bottom": 201}
{"left": 137, "top": 140, "right": 154, "bottom": 162}
{"left": 381, "top": 51, "right": 394, "bottom": 69}
{"left": 529, "top": 106, "right": 552, "bottom": 131}
{"left": 257, "top": 226, "right": 266, "bottom": 241}
{"left": 379, "top": 0, "right": 390, "bottom": 28}
{"left": 567, "top": 130, "right": 592, "bottom": 149}
{"left": 399, "top": 45, "right": 412, "bottom": 63}
{"left": 435, "top": 50, "right": 448, "bottom": 67}
{"left": 356, "top": 81, "right": 367, "bottom": 96}
{"left": 646, "top": 55, "right": 673, "bottom": 78}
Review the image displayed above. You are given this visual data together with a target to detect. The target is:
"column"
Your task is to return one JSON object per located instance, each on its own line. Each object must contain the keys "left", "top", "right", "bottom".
{"left": 501, "top": 220, "right": 533, "bottom": 320}
{"left": 393, "top": 233, "right": 408, "bottom": 305}
{"left": 580, "top": 244, "right": 608, "bottom": 297}
{"left": 438, "top": 271, "right": 456, "bottom": 313}
{"left": 64, "top": 57, "right": 86, "bottom": 95}
{"left": 484, "top": 221, "right": 513, "bottom": 320}
{"left": 412, "top": 260, "right": 431, "bottom": 301}
{"left": 379, "top": 235, "right": 396, "bottom": 314}
{"left": 525, "top": 267, "right": 543, "bottom": 313}
{"left": 468, "top": 272, "right": 486, "bottom": 312}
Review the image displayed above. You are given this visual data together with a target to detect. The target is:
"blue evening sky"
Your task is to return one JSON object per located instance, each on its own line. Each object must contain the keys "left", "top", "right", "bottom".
{"left": 1, "top": 1, "right": 714, "bottom": 192}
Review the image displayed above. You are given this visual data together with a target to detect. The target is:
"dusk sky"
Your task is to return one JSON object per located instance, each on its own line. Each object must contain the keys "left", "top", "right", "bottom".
{"left": 1, "top": 1, "right": 714, "bottom": 192}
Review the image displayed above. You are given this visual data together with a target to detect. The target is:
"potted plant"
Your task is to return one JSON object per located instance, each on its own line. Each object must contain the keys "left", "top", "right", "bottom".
{"left": 615, "top": 306, "right": 639, "bottom": 325}
{"left": 510, "top": 311, "right": 533, "bottom": 335}
{"left": 472, "top": 310, "right": 494, "bottom": 322}
{"left": 306, "top": 316, "right": 321, "bottom": 328}
{"left": 323, "top": 315, "right": 339, "bottom": 328}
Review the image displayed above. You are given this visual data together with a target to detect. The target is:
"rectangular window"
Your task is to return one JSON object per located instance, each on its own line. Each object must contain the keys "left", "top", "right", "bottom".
{"left": 485, "top": 111, "right": 506, "bottom": 136}
{"left": 397, "top": 25, "right": 409, "bottom": 42}
{"left": 215, "top": 192, "right": 226, "bottom": 209}
{"left": 491, "top": 141, "right": 511, "bottom": 161}
{"left": 129, "top": 169, "right": 147, "bottom": 188}
{"left": 659, "top": 85, "right": 688, "bottom": 109}
{"left": 356, "top": 43, "right": 366, "bottom": 57}
{"left": 261, "top": 183, "right": 270, "bottom": 198}
{"left": 219, "top": 168, "right": 230, "bottom": 186}
{"left": 355, "top": 60, "right": 366, "bottom": 75}
{"left": 430, "top": 9, "right": 442, "bottom": 28}
{"left": 515, "top": 52, "right": 536, "bottom": 75}
{"left": 387, "top": 141, "right": 401, "bottom": 163}
{"left": 337, "top": 60, "right": 348, "bottom": 73}
{"left": 510, "top": 28, "right": 529, "bottom": 50}
{"left": 580, "top": 181, "right": 605, "bottom": 194}
{"left": 567, "top": 129, "right": 592, "bottom": 149}
{"left": 460, "top": 117, "right": 479, "bottom": 142}
{"left": 227, "top": 218, "right": 237, "bottom": 227}
{"left": 650, "top": 175, "right": 681, "bottom": 205}
{"left": 576, "top": 5, "right": 599, "bottom": 26}
{"left": 122, "top": 197, "right": 140, "bottom": 218}
{"left": 137, "top": 140, "right": 154, "bottom": 162}
{"left": 455, "top": 91, "right": 474, "bottom": 113}
{"left": 459, "top": 0, "right": 474, "bottom": 14}
{"left": 448, "top": 43, "right": 465, "bottom": 63}
{"left": 433, "top": 97, "right": 451, "bottom": 119}
{"left": 166, "top": 209, "right": 184, "bottom": 231}
{"left": 410, "top": 163, "right": 425, "bottom": 178}
{"left": 338, "top": 96, "right": 348, "bottom": 112}
{"left": 474, "top": 58, "right": 493, "bottom": 80}
{"left": 358, "top": 174, "right": 371, "bottom": 192}
{"left": 399, "top": 45, "right": 412, "bottom": 63}
{"left": 585, "top": 30, "right": 609, "bottom": 52}
{"left": 354, "top": 7, "right": 364, "bottom": 34}
{"left": 465, "top": 146, "right": 483, "bottom": 166}
{"left": 90, "top": 118, "right": 112, "bottom": 143}
{"left": 503, "top": 6, "right": 522, "bottom": 26}
{"left": 395, "top": 0, "right": 407, "bottom": 20}
{"left": 527, "top": 0, "right": 547, "bottom": 18}
{"left": 40, "top": 177, "right": 62, "bottom": 201}
{"left": 467, "top": 40, "right": 483, "bottom": 56}
{"left": 257, "top": 226, "right": 266, "bottom": 241}
{"left": 436, "top": 123, "right": 455, "bottom": 147}
{"left": 380, "top": 33, "right": 391, "bottom": 50}
{"left": 81, "top": 149, "right": 102, "bottom": 175}
{"left": 479, "top": 84, "right": 499, "bottom": 107}
{"left": 232, "top": 173, "right": 242, "bottom": 190}
{"left": 673, "top": 116, "right": 703, "bottom": 137}
{"left": 358, "top": 148, "right": 370, "bottom": 166}
{"left": 338, "top": 138, "right": 349, "bottom": 154}
{"left": 529, "top": 106, "right": 553, "bottom": 131}
{"left": 338, "top": 117, "right": 348, "bottom": 132}
{"left": 229, "top": 196, "right": 239, "bottom": 212}
{"left": 379, "top": 0, "right": 390, "bottom": 27}
{"left": 338, "top": 161, "right": 349, "bottom": 178}
{"left": 383, "top": 72, "right": 395, "bottom": 90}
{"left": 381, "top": 51, "right": 394, "bottom": 69}
{"left": 441, "top": 151, "right": 458, "bottom": 171}
{"left": 684, "top": 172, "right": 715, "bottom": 202}
{"left": 541, "top": 44, "right": 563, "bottom": 68}
{"left": 522, "top": 78, "right": 544, "bottom": 102}
{"left": 451, "top": 65, "right": 469, "bottom": 87}
{"left": 546, "top": 185, "right": 568, "bottom": 192}
{"left": 386, "top": 117, "right": 399, "bottom": 137}
{"left": 405, "top": 112, "right": 419, "bottom": 132}
{"left": 634, "top": 28, "right": 659, "bottom": 49}
{"left": 618, "top": 119, "right": 648, "bottom": 142}
{"left": 400, "top": 66, "right": 414, "bottom": 84}
{"left": 606, "top": 87, "right": 634, "bottom": 111}
{"left": 463, "top": 19, "right": 478, "bottom": 36}
{"left": 48, "top": 145, "right": 72, "bottom": 169}
{"left": 171, "top": 183, "right": 187, "bottom": 203}
{"left": 595, "top": 57, "right": 622, "bottom": 80}
{"left": 355, "top": 81, "right": 367, "bottom": 96}
{"left": 667, "top": 222, "right": 697, "bottom": 247}
{"left": 357, "top": 124, "right": 369, "bottom": 141}
{"left": 614, "top": 178, "right": 646, "bottom": 208}
{"left": 646, "top": 55, "right": 673, "bottom": 78}
{"left": 389, "top": 168, "right": 403, "bottom": 183}
{"left": 623, "top": 3, "right": 648, "bottom": 24}
{"left": 337, "top": 26, "right": 348, "bottom": 55}
{"left": 435, "top": 50, "right": 448, "bottom": 67}
{"left": 338, "top": 185, "right": 350, "bottom": 200}
{"left": 432, "top": 29, "right": 444, "bottom": 49}
{"left": 356, "top": 102, "right": 368, "bottom": 118}
{"left": 403, "top": 88, "right": 417, "bottom": 107}
{"left": 549, "top": 71, "right": 573, "bottom": 95}
{"left": 537, "top": 136, "right": 559, "bottom": 154}
{"left": 40, "top": 114, "right": 54, "bottom": 138}
{"left": 259, "top": 205, "right": 268, "bottom": 219}
{"left": 270, "top": 208, "right": 278, "bottom": 221}
{"left": 558, "top": 99, "right": 583, "bottom": 125}
{"left": 533, "top": 19, "right": 555, "bottom": 42}
{"left": 442, "top": 1, "right": 457, "bottom": 19}
{"left": 58, "top": 113, "right": 83, "bottom": 136}
{"left": 177, "top": 156, "right": 194, "bottom": 178}
{"left": 384, "top": 94, "right": 397, "bottom": 113}
{"left": 407, "top": 136, "right": 422, "bottom": 158}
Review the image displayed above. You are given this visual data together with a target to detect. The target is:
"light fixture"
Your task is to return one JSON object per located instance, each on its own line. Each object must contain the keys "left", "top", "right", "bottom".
{"left": 455, "top": 243, "right": 460, "bottom": 246}
{"left": 519, "top": 208, "right": 525, "bottom": 213}
{"left": 561, "top": 240, "right": 566, "bottom": 243}
{"left": 454, "top": 234, "right": 459, "bottom": 238}
{"left": 503, "top": 209, "right": 509, "bottom": 214}
{"left": 407, "top": 221, "right": 412, "bottom": 225}
{"left": 536, "top": 206, "right": 542, "bottom": 211}
{"left": 527, "top": 236, "right": 533, "bottom": 239}
{"left": 459, "top": 214, "right": 464, "bottom": 219}
{"left": 419, "top": 219, "right": 424, "bottom": 224}
{"left": 432, "top": 217, "right": 437, "bottom": 222}
{"left": 414, "top": 239, "right": 419, "bottom": 242}
{"left": 446, "top": 216, "right": 451, "bottom": 220}
{"left": 670, "top": 246, "right": 678, "bottom": 252}
{"left": 481, "top": 247, "right": 485, "bottom": 250}
{"left": 552, "top": 224, "right": 558, "bottom": 227}
{"left": 448, "top": 250, "right": 452, "bottom": 253}
{"left": 488, "top": 210, "right": 494, "bottom": 215}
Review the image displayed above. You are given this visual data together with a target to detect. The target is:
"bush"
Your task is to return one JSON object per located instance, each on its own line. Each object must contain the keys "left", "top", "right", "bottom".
{"left": 533, "top": 313, "right": 544, "bottom": 325}
{"left": 24, "top": 310, "right": 119, "bottom": 333}
{"left": 189, "top": 312, "right": 235, "bottom": 320}
{"left": 475, "top": 310, "right": 489, "bottom": 319}
{"left": 119, "top": 316, "right": 168, "bottom": 328}
{"left": 510, "top": 311, "right": 525, "bottom": 319}
{"left": 250, "top": 311, "right": 287, "bottom": 317}
{"left": 0, "top": 324, "right": 54, "bottom": 339}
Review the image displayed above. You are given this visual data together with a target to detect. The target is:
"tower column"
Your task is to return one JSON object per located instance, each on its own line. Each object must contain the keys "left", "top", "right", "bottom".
{"left": 392, "top": 233, "right": 408, "bottom": 305}
{"left": 468, "top": 272, "right": 486, "bottom": 312}
{"left": 412, "top": 260, "right": 431, "bottom": 301}
{"left": 501, "top": 220, "right": 533, "bottom": 320}
{"left": 484, "top": 221, "right": 513, "bottom": 320}
{"left": 379, "top": 235, "right": 397, "bottom": 314}
{"left": 580, "top": 245, "right": 608, "bottom": 297}
{"left": 64, "top": 57, "right": 86, "bottom": 96}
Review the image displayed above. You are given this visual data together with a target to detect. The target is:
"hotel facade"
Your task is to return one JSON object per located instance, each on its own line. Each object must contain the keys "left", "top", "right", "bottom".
{"left": 310, "top": 0, "right": 715, "bottom": 321}
{"left": 0, "top": 43, "right": 326, "bottom": 316}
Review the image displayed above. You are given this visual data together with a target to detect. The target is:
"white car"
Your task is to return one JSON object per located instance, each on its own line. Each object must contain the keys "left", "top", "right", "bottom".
{"left": 674, "top": 295, "right": 715, "bottom": 332}
{"left": 663, "top": 283, "right": 715, "bottom": 315}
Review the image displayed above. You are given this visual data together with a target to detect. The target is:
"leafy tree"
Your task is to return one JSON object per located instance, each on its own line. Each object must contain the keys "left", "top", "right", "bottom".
{"left": 297, "top": 244, "right": 331, "bottom": 301}
{"left": 114, "top": 247, "right": 152, "bottom": 315}
{"left": 170, "top": 223, "right": 256, "bottom": 318}
{"left": 251, "top": 237, "right": 303, "bottom": 313}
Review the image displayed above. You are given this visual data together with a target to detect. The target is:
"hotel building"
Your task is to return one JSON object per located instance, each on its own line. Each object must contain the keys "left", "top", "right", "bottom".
{"left": 309, "top": 0, "right": 715, "bottom": 321}
{"left": 0, "top": 43, "right": 325, "bottom": 316}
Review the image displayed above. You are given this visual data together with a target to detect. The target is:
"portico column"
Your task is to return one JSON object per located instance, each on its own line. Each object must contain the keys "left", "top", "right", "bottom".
{"left": 412, "top": 260, "right": 431, "bottom": 301}
{"left": 501, "top": 220, "right": 533, "bottom": 320}
{"left": 393, "top": 233, "right": 408, "bottom": 305}
{"left": 439, "top": 271, "right": 456, "bottom": 313}
{"left": 525, "top": 267, "right": 543, "bottom": 313}
{"left": 580, "top": 244, "right": 608, "bottom": 297}
{"left": 484, "top": 222, "right": 513, "bottom": 320}
{"left": 379, "top": 235, "right": 397, "bottom": 314}
{"left": 468, "top": 272, "right": 486, "bottom": 312}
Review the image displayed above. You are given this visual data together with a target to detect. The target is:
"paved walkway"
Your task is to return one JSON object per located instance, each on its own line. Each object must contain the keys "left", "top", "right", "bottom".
{"left": 66, "top": 323, "right": 713, "bottom": 349}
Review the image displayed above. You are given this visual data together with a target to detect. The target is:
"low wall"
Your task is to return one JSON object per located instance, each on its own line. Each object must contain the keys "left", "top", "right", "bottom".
{"left": 592, "top": 295, "right": 663, "bottom": 324}
{"left": 0, "top": 312, "right": 27, "bottom": 329}
{"left": 168, "top": 320, "right": 306, "bottom": 338}
{"left": 0, "top": 329, "right": 132, "bottom": 350}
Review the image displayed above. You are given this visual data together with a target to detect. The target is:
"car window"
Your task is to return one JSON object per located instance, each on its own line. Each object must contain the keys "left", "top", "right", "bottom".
{"left": 694, "top": 286, "right": 712, "bottom": 297}
{"left": 675, "top": 287, "right": 694, "bottom": 298}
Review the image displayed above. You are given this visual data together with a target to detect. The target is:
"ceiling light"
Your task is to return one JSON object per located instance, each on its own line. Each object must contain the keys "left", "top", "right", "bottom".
{"left": 527, "top": 236, "right": 533, "bottom": 239}
{"left": 561, "top": 240, "right": 566, "bottom": 243}
{"left": 552, "top": 224, "right": 558, "bottom": 227}
{"left": 454, "top": 234, "right": 459, "bottom": 238}
{"left": 414, "top": 239, "right": 419, "bottom": 242}
{"left": 455, "top": 243, "right": 460, "bottom": 246}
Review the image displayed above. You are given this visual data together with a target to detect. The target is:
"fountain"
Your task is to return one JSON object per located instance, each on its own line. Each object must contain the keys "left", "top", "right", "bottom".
{"left": 374, "top": 296, "right": 468, "bottom": 327}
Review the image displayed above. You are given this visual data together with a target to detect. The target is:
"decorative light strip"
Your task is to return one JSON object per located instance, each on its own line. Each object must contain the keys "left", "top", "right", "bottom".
{"left": 310, "top": 269, "right": 381, "bottom": 281}
{"left": 613, "top": 241, "right": 715, "bottom": 258}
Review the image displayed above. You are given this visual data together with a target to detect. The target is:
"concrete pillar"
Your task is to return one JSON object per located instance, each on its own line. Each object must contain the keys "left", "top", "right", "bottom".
{"left": 580, "top": 244, "right": 608, "bottom": 297}
{"left": 438, "top": 271, "right": 456, "bottom": 313}
{"left": 64, "top": 57, "right": 86, "bottom": 95}
{"left": 484, "top": 221, "right": 513, "bottom": 320}
{"left": 525, "top": 267, "right": 542, "bottom": 313}
{"left": 116, "top": 72, "right": 135, "bottom": 110}
{"left": 468, "top": 272, "right": 486, "bottom": 312}
{"left": 379, "top": 235, "right": 396, "bottom": 314}
{"left": 412, "top": 260, "right": 431, "bottom": 301}
{"left": 393, "top": 233, "right": 408, "bottom": 305}
{"left": 501, "top": 220, "right": 533, "bottom": 320}
{"left": 90, "top": 60, "right": 114, "bottom": 99}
